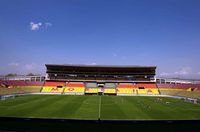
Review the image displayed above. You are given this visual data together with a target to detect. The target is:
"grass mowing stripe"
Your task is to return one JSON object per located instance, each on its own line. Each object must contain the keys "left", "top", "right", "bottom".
{"left": 0, "top": 96, "right": 55, "bottom": 109}
{"left": 101, "top": 96, "right": 126, "bottom": 120}
{"left": 123, "top": 96, "right": 179, "bottom": 119}
{"left": 113, "top": 96, "right": 151, "bottom": 119}
{"left": 119, "top": 97, "right": 154, "bottom": 119}
{"left": 139, "top": 97, "right": 174, "bottom": 119}
{"left": 72, "top": 96, "right": 99, "bottom": 120}
{"left": 0, "top": 95, "right": 45, "bottom": 107}
{"left": 27, "top": 95, "right": 72, "bottom": 117}
{"left": 0, "top": 95, "right": 200, "bottom": 120}
{"left": 53, "top": 96, "right": 92, "bottom": 119}
{"left": 0, "top": 95, "right": 64, "bottom": 117}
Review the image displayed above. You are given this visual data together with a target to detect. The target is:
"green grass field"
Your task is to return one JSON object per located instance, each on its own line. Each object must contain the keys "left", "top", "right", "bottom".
{"left": 0, "top": 95, "right": 200, "bottom": 120}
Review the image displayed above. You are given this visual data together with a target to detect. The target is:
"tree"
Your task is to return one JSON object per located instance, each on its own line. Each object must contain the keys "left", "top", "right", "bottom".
{"left": 27, "top": 73, "right": 35, "bottom": 76}
{"left": 5, "top": 73, "right": 17, "bottom": 77}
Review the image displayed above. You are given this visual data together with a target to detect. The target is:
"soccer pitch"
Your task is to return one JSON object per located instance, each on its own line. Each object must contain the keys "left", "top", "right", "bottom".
{"left": 0, "top": 95, "right": 200, "bottom": 120}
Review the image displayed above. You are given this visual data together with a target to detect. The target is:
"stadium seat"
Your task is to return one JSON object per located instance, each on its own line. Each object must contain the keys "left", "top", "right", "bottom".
{"left": 136, "top": 83, "right": 159, "bottom": 95}
{"left": 0, "top": 80, "right": 43, "bottom": 95}
{"left": 104, "top": 88, "right": 116, "bottom": 94}
{"left": 85, "top": 88, "right": 98, "bottom": 94}
{"left": 64, "top": 82, "right": 85, "bottom": 95}
{"left": 158, "top": 83, "right": 200, "bottom": 98}
{"left": 42, "top": 81, "right": 65, "bottom": 93}
{"left": 42, "top": 87, "right": 64, "bottom": 93}
{"left": 117, "top": 88, "right": 136, "bottom": 94}
{"left": 117, "top": 83, "right": 136, "bottom": 95}
{"left": 137, "top": 89, "right": 147, "bottom": 94}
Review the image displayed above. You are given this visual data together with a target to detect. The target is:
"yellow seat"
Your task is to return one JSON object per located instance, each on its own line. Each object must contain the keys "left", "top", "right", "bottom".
{"left": 104, "top": 88, "right": 116, "bottom": 94}
{"left": 137, "top": 88, "right": 159, "bottom": 95}
{"left": 41, "top": 86, "right": 64, "bottom": 93}
{"left": 64, "top": 87, "right": 85, "bottom": 93}
{"left": 85, "top": 88, "right": 98, "bottom": 93}
{"left": 137, "top": 89, "right": 147, "bottom": 94}
{"left": 117, "top": 88, "right": 136, "bottom": 94}
{"left": 146, "top": 88, "right": 159, "bottom": 94}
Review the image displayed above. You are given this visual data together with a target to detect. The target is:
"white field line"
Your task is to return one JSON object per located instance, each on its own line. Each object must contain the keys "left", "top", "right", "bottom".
{"left": 98, "top": 96, "right": 101, "bottom": 120}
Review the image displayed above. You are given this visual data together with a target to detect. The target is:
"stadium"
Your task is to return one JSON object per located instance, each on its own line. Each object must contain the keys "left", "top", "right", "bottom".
{"left": 2, "top": 0, "right": 200, "bottom": 131}
{"left": 0, "top": 64, "right": 200, "bottom": 131}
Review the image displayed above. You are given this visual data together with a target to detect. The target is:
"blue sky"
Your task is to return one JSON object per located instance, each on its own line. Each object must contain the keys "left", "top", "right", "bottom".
{"left": 0, "top": 0, "right": 200, "bottom": 79}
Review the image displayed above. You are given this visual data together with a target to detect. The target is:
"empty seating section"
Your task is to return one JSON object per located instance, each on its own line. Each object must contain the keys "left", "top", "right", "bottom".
{"left": 85, "top": 88, "right": 99, "bottom": 94}
{"left": 117, "top": 83, "right": 136, "bottom": 95}
{"left": 117, "top": 83, "right": 136, "bottom": 88}
{"left": 137, "top": 89, "right": 146, "bottom": 94}
{"left": 159, "top": 89, "right": 200, "bottom": 98}
{"left": 0, "top": 80, "right": 26, "bottom": 88}
{"left": 25, "top": 81, "right": 44, "bottom": 86}
{"left": 117, "top": 88, "right": 136, "bottom": 94}
{"left": 0, "top": 80, "right": 44, "bottom": 95}
{"left": 41, "top": 87, "right": 64, "bottom": 93}
{"left": 0, "top": 80, "right": 44, "bottom": 87}
{"left": 0, "top": 80, "right": 44, "bottom": 88}
{"left": 25, "top": 81, "right": 44, "bottom": 88}
{"left": 104, "top": 83, "right": 116, "bottom": 88}
{"left": 104, "top": 83, "right": 116, "bottom": 94}
{"left": 84, "top": 82, "right": 98, "bottom": 94}
{"left": 44, "top": 81, "right": 65, "bottom": 86}
{"left": 117, "top": 83, "right": 159, "bottom": 95}
{"left": 85, "top": 82, "right": 97, "bottom": 88}
{"left": 194, "top": 84, "right": 200, "bottom": 91}
{"left": 2, "top": 80, "right": 199, "bottom": 98}
{"left": 104, "top": 89, "right": 116, "bottom": 94}
{"left": 0, "top": 87, "right": 41, "bottom": 95}
{"left": 0, "top": 80, "right": 5, "bottom": 87}
{"left": 147, "top": 89, "right": 159, "bottom": 94}
{"left": 157, "top": 84, "right": 174, "bottom": 89}
{"left": 158, "top": 83, "right": 200, "bottom": 98}
{"left": 157, "top": 83, "right": 200, "bottom": 90}
{"left": 137, "top": 83, "right": 159, "bottom": 95}
{"left": 64, "top": 82, "right": 85, "bottom": 95}
{"left": 136, "top": 83, "right": 157, "bottom": 88}
{"left": 137, "top": 88, "right": 159, "bottom": 94}
{"left": 42, "top": 81, "right": 65, "bottom": 93}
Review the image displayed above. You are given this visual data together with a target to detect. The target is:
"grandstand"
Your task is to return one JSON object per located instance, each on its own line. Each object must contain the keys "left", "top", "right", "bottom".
{"left": 157, "top": 83, "right": 200, "bottom": 98}
{"left": 42, "top": 81, "right": 65, "bottom": 93}
{"left": 0, "top": 76, "right": 42, "bottom": 96}
{"left": 64, "top": 82, "right": 85, "bottom": 95}
{"left": 0, "top": 64, "right": 200, "bottom": 98}
{"left": 41, "top": 64, "right": 159, "bottom": 96}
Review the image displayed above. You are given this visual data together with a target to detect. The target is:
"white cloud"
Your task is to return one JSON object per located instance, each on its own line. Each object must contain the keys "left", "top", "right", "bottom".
{"left": 25, "top": 63, "right": 37, "bottom": 71}
{"left": 90, "top": 62, "right": 97, "bottom": 65}
{"left": 8, "top": 62, "right": 19, "bottom": 67}
{"left": 29, "top": 21, "right": 52, "bottom": 31}
{"left": 159, "top": 67, "right": 200, "bottom": 79}
{"left": 160, "top": 72, "right": 170, "bottom": 76}
{"left": 45, "top": 22, "right": 52, "bottom": 28}
{"left": 1, "top": 63, "right": 45, "bottom": 75}
{"left": 174, "top": 67, "right": 191, "bottom": 75}
{"left": 30, "top": 22, "right": 42, "bottom": 30}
